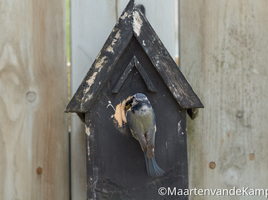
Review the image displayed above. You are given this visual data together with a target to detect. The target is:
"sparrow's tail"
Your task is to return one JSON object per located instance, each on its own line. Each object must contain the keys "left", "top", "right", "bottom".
{"left": 144, "top": 152, "right": 164, "bottom": 177}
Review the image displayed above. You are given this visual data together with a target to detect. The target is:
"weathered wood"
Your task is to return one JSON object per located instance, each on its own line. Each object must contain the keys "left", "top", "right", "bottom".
{"left": 112, "top": 56, "right": 157, "bottom": 93}
{"left": 66, "top": 1, "right": 202, "bottom": 113}
{"left": 70, "top": 0, "right": 178, "bottom": 199}
{"left": 84, "top": 36, "right": 189, "bottom": 199}
{"left": 132, "top": 8, "right": 203, "bottom": 110}
{"left": 117, "top": 0, "right": 177, "bottom": 57}
{"left": 67, "top": 1, "right": 204, "bottom": 199}
{"left": 180, "top": 1, "right": 268, "bottom": 199}
{"left": 112, "top": 56, "right": 136, "bottom": 93}
{"left": 66, "top": 0, "right": 134, "bottom": 113}
{"left": 134, "top": 56, "right": 158, "bottom": 93}
{"left": 0, "top": 0, "right": 68, "bottom": 199}
{"left": 70, "top": 1, "right": 119, "bottom": 199}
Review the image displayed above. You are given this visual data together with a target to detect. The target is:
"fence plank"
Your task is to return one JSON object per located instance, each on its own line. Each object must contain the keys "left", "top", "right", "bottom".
{"left": 70, "top": 0, "right": 176, "bottom": 199}
{"left": 180, "top": 1, "right": 268, "bottom": 199}
{"left": 0, "top": 0, "right": 69, "bottom": 199}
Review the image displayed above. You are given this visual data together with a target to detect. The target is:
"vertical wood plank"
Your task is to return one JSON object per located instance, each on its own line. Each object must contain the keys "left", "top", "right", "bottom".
{"left": 70, "top": 0, "right": 177, "bottom": 199}
{"left": 180, "top": 1, "right": 268, "bottom": 199}
{"left": 0, "top": 0, "right": 69, "bottom": 199}
{"left": 70, "top": 2, "right": 117, "bottom": 200}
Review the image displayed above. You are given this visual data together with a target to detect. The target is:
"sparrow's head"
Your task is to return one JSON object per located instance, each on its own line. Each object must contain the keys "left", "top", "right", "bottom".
{"left": 125, "top": 93, "right": 150, "bottom": 111}
{"left": 125, "top": 96, "right": 134, "bottom": 111}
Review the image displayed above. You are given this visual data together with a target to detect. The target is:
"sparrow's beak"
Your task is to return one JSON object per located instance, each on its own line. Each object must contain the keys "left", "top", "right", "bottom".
{"left": 125, "top": 97, "right": 134, "bottom": 111}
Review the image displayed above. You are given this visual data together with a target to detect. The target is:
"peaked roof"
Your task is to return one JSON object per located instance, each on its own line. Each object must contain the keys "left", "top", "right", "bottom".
{"left": 112, "top": 56, "right": 158, "bottom": 93}
{"left": 66, "top": 0, "right": 203, "bottom": 115}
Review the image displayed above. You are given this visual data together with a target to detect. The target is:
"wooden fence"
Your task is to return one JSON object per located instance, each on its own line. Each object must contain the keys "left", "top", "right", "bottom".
{"left": 1, "top": 0, "right": 267, "bottom": 199}
{"left": 0, "top": 0, "right": 69, "bottom": 199}
{"left": 181, "top": 1, "right": 268, "bottom": 200}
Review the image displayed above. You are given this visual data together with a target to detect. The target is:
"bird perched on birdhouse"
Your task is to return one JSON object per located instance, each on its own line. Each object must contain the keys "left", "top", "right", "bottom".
{"left": 65, "top": 0, "right": 203, "bottom": 199}
{"left": 125, "top": 93, "right": 164, "bottom": 177}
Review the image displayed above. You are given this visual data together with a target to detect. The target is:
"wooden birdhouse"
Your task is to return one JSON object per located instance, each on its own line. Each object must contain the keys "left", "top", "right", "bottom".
{"left": 65, "top": 0, "right": 203, "bottom": 199}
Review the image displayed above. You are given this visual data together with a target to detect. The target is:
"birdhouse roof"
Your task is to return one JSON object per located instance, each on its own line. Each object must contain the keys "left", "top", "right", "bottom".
{"left": 65, "top": 0, "right": 203, "bottom": 116}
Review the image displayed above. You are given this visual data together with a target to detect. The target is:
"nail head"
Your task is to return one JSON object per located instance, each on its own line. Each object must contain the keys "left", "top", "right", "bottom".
{"left": 209, "top": 162, "right": 216, "bottom": 169}
{"left": 36, "top": 167, "right": 43, "bottom": 174}
{"left": 249, "top": 153, "right": 255, "bottom": 160}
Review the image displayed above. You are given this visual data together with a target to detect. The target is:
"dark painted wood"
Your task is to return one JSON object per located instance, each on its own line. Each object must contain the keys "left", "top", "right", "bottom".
{"left": 66, "top": 0, "right": 204, "bottom": 199}
{"left": 65, "top": 0, "right": 203, "bottom": 115}
{"left": 65, "top": 0, "right": 134, "bottom": 113}
{"left": 85, "top": 37, "right": 189, "bottom": 199}
{"left": 112, "top": 56, "right": 157, "bottom": 94}
{"left": 134, "top": 56, "right": 157, "bottom": 93}
{"left": 112, "top": 57, "right": 135, "bottom": 94}
{"left": 187, "top": 108, "right": 199, "bottom": 120}
{"left": 132, "top": 9, "right": 203, "bottom": 110}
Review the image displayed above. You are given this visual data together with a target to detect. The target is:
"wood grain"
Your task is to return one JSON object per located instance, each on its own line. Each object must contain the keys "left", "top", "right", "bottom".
{"left": 70, "top": 0, "right": 177, "bottom": 199}
{"left": 66, "top": 1, "right": 202, "bottom": 113}
{"left": 180, "top": 1, "right": 268, "bottom": 199}
{"left": 0, "top": 0, "right": 69, "bottom": 199}
{"left": 81, "top": 35, "right": 189, "bottom": 199}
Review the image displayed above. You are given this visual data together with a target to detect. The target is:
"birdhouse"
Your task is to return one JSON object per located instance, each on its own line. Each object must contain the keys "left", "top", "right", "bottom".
{"left": 66, "top": 0, "right": 203, "bottom": 199}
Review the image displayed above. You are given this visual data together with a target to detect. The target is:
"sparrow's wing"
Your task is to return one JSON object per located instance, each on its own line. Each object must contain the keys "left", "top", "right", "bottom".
{"left": 147, "top": 125, "right": 156, "bottom": 147}
{"left": 126, "top": 110, "right": 147, "bottom": 151}
{"left": 146, "top": 109, "right": 156, "bottom": 147}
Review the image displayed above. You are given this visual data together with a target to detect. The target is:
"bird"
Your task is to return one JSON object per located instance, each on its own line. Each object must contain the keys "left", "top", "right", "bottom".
{"left": 125, "top": 93, "right": 164, "bottom": 177}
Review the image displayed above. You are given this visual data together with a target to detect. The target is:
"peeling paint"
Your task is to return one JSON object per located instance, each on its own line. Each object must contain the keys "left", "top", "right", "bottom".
{"left": 86, "top": 125, "right": 90, "bottom": 136}
{"left": 115, "top": 30, "right": 121, "bottom": 40}
{"left": 133, "top": 11, "right": 142, "bottom": 36}
{"left": 83, "top": 56, "right": 108, "bottom": 96}
{"left": 96, "top": 52, "right": 101, "bottom": 60}
{"left": 178, "top": 121, "right": 185, "bottom": 135}
{"left": 85, "top": 72, "right": 98, "bottom": 93}
{"left": 87, "top": 145, "right": 91, "bottom": 160}
{"left": 120, "top": 12, "right": 128, "bottom": 20}
{"left": 106, "top": 46, "right": 114, "bottom": 53}
{"left": 86, "top": 124, "right": 91, "bottom": 161}
{"left": 95, "top": 56, "right": 107, "bottom": 71}
{"left": 88, "top": 94, "right": 93, "bottom": 100}
{"left": 155, "top": 60, "right": 160, "bottom": 67}
{"left": 107, "top": 30, "right": 121, "bottom": 53}
{"left": 83, "top": 93, "right": 93, "bottom": 103}
{"left": 113, "top": 31, "right": 121, "bottom": 46}
{"left": 178, "top": 120, "right": 182, "bottom": 133}
{"left": 142, "top": 40, "right": 146, "bottom": 46}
